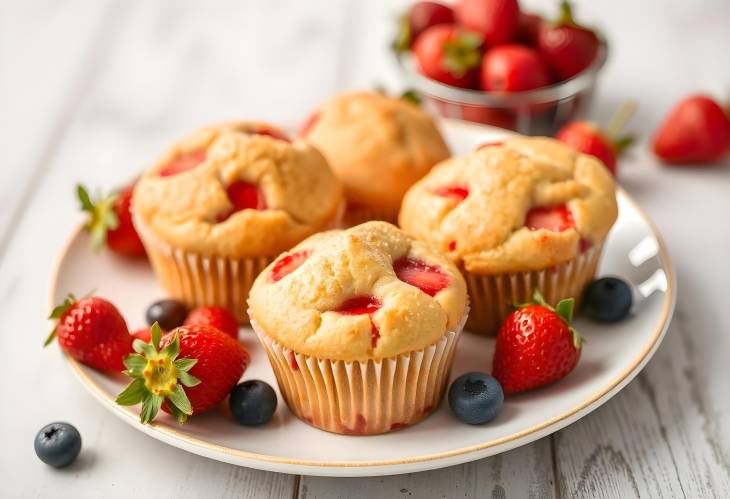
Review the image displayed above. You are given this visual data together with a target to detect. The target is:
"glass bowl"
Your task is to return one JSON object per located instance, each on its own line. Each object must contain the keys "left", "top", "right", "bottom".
{"left": 395, "top": 43, "right": 608, "bottom": 136}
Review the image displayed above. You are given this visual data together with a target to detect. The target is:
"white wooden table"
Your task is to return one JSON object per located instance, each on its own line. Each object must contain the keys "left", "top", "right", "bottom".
{"left": 1, "top": 1, "right": 728, "bottom": 497}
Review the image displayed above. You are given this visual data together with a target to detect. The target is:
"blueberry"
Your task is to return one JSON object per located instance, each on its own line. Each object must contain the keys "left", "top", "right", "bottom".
{"left": 145, "top": 299, "right": 188, "bottom": 330}
{"left": 448, "top": 372, "right": 504, "bottom": 425}
{"left": 583, "top": 277, "right": 633, "bottom": 323}
{"left": 229, "top": 380, "right": 277, "bottom": 426}
{"left": 34, "top": 422, "right": 82, "bottom": 468}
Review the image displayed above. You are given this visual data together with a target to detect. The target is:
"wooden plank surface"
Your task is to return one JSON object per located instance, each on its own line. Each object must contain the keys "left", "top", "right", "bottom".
{"left": 300, "top": 439, "right": 556, "bottom": 499}
{"left": 0, "top": 0, "right": 119, "bottom": 249}
{"left": 1, "top": 0, "right": 729, "bottom": 498}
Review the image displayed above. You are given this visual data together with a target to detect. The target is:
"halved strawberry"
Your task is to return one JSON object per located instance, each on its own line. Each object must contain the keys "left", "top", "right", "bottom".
{"left": 394, "top": 257, "right": 450, "bottom": 296}
{"left": 271, "top": 250, "right": 311, "bottom": 282}
{"left": 217, "top": 180, "right": 266, "bottom": 222}
{"left": 335, "top": 296, "right": 382, "bottom": 347}
{"left": 525, "top": 205, "right": 575, "bottom": 232}
{"left": 433, "top": 185, "right": 469, "bottom": 200}
{"left": 159, "top": 150, "right": 207, "bottom": 177}
{"left": 335, "top": 296, "right": 383, "bottom": 315}
{"left": 253, "top": 127, "right": 290, "bottom": 142}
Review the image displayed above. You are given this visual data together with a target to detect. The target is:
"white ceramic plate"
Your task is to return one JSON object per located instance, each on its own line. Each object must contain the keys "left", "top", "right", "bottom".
{"left": 50, "top": 120, "right": 675, "bottom": 477}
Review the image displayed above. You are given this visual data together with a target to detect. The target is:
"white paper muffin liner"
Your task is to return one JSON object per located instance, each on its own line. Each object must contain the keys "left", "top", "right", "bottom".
{"left": 133, "top": 203, "right": 344, "bottom": 324}
{"left": 464, "top": 242, "right": 604, "bottom": 336}
{"left": 134, "top": 217, "right": 271, "bottom": 324}
{"left": 249, "top": 304, "right": 469, "bottom": 435}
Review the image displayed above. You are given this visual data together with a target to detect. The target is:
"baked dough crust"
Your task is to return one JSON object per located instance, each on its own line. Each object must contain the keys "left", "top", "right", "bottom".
{"left": 399, "top": 137, "right": 618, "bottom": 274}
{"left": 248, "top": 222, "right": 467, "bottom": 361}
{"left": 304, "top": 92, "right": 450, "bottom": 216}
{"left": 133, "top": 121, "right": 344, "bottom": 258}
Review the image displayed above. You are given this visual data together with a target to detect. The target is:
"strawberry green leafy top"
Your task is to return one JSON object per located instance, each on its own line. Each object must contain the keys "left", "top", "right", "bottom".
{"left": 116, "top": 323, "right": 200, "bottom": 424}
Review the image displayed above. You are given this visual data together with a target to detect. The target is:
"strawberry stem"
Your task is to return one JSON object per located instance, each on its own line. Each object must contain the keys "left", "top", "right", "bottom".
{"left": 442, "top": 31, "right": 483, "bottom": 77}
{"left": 77, "top": 184, "right": 120, "bottom": 252}
{"left": 604, "top": 100, "right": 637, "bottom": 139}
{"left": 400, "top": 88, "right": 422, "bottom": 105}
{"left": 392, "top": 12, "right": 411, "bottom": 53}
{"left": 556, "top": 0, "right": 576, "bottom": 26}
{"left": 44, "top": 294, "right": 78, "bottom": 347}
{"left": 518, "top": 290, "right": 582, "bottom": 349}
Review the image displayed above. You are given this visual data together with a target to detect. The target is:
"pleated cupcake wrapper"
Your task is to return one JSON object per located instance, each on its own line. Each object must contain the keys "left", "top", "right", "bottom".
{"left": 464, "top": 242, "right": 604, "bottom": 336}
{"left": 249, "top": 304, "right": 468, "bottom": 435}
{"left": 340, "top": 205, "right": 398, "bottom": 228}
{"left": 134, "top": 217, "right": 271, "bottom": 323}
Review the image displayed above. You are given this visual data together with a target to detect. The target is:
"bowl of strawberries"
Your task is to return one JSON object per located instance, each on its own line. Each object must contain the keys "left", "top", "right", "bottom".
{"left": 393, "top": 0, "right": 608, "bottom": 135}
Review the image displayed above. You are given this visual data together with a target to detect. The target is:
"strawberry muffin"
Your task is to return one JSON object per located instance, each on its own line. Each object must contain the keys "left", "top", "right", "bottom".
{"left": 300, "top": 91, "right": 450, "bottom": 226}
{"left": 399, "top": 137, "right": 618, "bottom": 335}
{"left": 132, "top": 121, "right": 344, "bottom": 322}
{"left": 248, "top": 221, "right": 468, "bottom": 435}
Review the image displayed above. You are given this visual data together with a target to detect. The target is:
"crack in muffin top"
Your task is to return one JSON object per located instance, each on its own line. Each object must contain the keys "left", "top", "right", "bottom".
{"left": 248, "top": 222, "right": 467, "bottom": 361}
{"left": 132, "top": 121, "right": 344, "bottom": 258}
{"left": 398, "top": 136, "right": 618, "bottom": 274}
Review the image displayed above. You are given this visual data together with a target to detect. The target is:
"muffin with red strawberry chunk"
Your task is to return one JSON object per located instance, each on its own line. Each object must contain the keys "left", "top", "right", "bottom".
{"left": 248, "top": 221, "right": 468, "bottom": 435}
{"left": 300, "top": 91, "right": 449, "bottom": 226}
{"left": 399, "top": 136, "right": 617, "bottom": 335}
{"left": 132, "top": 121, "right": 344, "bottom": 322}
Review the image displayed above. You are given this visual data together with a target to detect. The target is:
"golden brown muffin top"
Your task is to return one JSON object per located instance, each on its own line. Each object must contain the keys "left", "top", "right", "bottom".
{"left": 302, "top": 91, "right": 450, "bottom": 216}
{"left": 399, "top": 137, "right": 618, "bottom": 274}
{"left": 133, "top": 121, "right": 343, "bottom": 258}
{"left": 248, "top": 222, "right": 467, "bottom": 361}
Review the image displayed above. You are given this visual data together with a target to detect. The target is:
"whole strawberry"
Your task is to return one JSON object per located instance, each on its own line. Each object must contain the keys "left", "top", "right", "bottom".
{"left": 184, "top": 306, "right": 239, "bottom": 340}
{"left": 116, "top": 324, "right": 249, "bottom": 423}
{"left": 413, "top": 24, "right": 482, "bottom": 88}
{"left": 517, "top": 12, "right": 543, "bottom": 45}
{"left": 492, "top": 292, "right": 581, "bottom": 394}
{"left": 537, "top": 1, "right": 600, "bottom": 81}
{"left": 455, "top": 0, "right": 520, "bottom": 46}
{"left": 77, "top": 183, "right": 146, "bottom": 258}
{"left": 556, "top": 101, "right": 637, "bottom": 175}
{"left": 393, "top": 2, "right": 455, "bottom": 52}
{"left": 46, "top": 294, "right": 132, "bottom": 371}
{"left": 480, "top": 45, "right": 550, "bottom": 92}
{"left": 652, "top": 94, "right": 730, "bottom": 164}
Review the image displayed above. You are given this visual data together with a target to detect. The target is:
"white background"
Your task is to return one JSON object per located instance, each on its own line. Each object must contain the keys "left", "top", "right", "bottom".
{"left": 1, "top": 0, "right": 729, "bottom": 497}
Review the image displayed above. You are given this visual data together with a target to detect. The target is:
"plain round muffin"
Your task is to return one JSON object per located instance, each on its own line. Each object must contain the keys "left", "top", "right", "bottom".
{"left": 248, "top": 221, "right": 468, "bottom": 361}
{"left": 399, "top": 136, "right": 618, "bottom": 274}
{"left": 132, "top": 121, "right": 344, "bottom": 258}
{"left": 301, "top": 91, "right": 450, "bottom": 219}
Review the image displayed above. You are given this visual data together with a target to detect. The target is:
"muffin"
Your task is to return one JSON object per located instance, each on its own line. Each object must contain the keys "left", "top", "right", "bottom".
{"left": 248, "top": 221, "right": 468, "bottom": 435}
{"left": 301, "top": 91, "right": 450, "bottom": 226}
{"left": 399, "top": 137, "right": 618, "bottom": 335}
{"left": 132, "top": 121, "right": 344, "bottom": 322}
